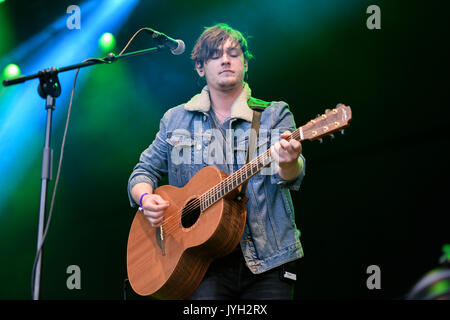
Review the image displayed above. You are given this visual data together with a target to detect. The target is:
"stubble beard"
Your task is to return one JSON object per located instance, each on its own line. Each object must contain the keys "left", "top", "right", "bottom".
{"left": 217, "top": 75, "right": 244, "bottom": 92}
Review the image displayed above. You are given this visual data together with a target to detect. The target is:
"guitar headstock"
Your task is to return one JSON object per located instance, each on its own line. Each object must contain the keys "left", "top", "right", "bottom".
{"left": 300, "top": 104, "right": 352, "bottom": 142}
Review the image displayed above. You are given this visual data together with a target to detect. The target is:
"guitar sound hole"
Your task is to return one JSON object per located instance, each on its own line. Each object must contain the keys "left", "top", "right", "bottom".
{"left": 181, "top": 198, "right": 201, "bottom": 228}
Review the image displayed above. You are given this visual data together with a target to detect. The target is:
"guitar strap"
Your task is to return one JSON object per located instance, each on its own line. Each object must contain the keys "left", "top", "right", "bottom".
{"left": 236, "top": 105, "right": 265, "bottom": 201}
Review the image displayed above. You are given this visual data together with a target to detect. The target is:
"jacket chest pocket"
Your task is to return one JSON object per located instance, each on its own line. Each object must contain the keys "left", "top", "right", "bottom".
{"left": 167, "top": 132, "right": 195, "bottom": 166}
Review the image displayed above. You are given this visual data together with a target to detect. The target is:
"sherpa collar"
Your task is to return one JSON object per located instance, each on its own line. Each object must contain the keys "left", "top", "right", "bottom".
{"left": 184, "top": 83, "right": 253, "bottom": 122}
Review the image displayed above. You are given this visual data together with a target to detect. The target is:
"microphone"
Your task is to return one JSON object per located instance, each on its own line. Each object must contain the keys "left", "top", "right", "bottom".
{"left": 145, "top": 28, "right": 185, "bottom": 55}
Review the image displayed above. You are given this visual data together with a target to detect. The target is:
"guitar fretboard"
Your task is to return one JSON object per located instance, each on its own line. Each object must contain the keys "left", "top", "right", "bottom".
{"left": 199, "top": 128, "right": 302, "bottom": 211}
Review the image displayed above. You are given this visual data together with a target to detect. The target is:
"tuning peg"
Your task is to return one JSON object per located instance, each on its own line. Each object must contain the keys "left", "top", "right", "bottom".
{"left": 329, "top": 134, "right": 335, "bottom": 140}
{"left": 340, "top": 130, "right": 345, "bottom": 135}
{"left": 318, "top": 138, "right": 323, "bottom": 143}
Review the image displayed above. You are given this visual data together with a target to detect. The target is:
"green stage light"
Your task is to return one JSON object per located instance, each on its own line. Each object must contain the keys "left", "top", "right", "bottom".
{"left": 443, "top": 244, "right": 450, "bottom": 260}
{"left": 99, "top": 32, "right": 116, "bottom": 52}
{"left": 3, "top": 64, "right": 20, "bottom": 79}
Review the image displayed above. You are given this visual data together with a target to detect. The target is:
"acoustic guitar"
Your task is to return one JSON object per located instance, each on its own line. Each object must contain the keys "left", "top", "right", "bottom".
{"left": 126, "top": 104, "right": 352, "bottom": 299}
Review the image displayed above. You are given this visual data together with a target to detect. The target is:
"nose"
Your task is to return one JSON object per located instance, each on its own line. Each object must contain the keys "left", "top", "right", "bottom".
{"left": 221, "top": 53, "right": 231, "bottom": 65}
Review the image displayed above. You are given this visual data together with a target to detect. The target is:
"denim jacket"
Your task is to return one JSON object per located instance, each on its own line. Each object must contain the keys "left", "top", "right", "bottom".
{"left": 128, "top": 83, "right": 305, "bottom": 274}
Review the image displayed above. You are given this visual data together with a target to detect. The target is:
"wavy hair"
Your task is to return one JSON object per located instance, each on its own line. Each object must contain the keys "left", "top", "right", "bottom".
{"left": 191, "top": 23, "right": 253, "bottom": 68}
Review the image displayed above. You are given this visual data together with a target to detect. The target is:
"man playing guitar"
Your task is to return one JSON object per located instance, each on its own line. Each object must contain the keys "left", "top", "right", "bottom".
{"left": 128, "top": 23, "right": 305, "bottom": 299}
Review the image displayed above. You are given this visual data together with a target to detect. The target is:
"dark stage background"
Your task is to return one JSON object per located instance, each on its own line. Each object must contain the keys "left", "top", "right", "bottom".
{"left": 0, "top": 0, "right": 448, "bottom": 300}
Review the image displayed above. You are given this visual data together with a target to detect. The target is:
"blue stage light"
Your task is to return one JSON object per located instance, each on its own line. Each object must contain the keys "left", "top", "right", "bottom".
{"left": 0, "top": 0, "right": 139, "bottom": 213}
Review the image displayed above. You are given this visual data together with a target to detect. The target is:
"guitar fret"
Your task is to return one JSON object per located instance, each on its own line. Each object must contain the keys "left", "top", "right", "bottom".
{"left": 201, "top": 155, "right": 273, "bottom": 211}
{"left": 201, "top": 196, "right": 206, "bottom": 211}
{"left": 202, "top": 140, "right": 277, "bottom": 210}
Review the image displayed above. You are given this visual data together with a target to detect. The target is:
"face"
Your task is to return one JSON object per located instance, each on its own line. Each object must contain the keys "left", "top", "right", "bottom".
{"left": 196, "top": 38, "right": 248, "bottom": 92}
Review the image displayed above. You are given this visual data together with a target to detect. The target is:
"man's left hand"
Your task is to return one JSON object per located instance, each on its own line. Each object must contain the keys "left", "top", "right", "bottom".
{"left": 271, "top": 130, "right": 303, "bottom": 181}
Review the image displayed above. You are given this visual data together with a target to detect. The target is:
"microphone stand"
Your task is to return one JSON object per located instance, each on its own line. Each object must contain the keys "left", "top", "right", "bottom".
{"left": 2, "top": 44, "right": 165, "bottom": 300}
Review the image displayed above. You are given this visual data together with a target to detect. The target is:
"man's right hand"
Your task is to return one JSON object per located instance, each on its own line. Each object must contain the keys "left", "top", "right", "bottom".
{"left": 141, "top": 194, "right": 170, "bottom": 227}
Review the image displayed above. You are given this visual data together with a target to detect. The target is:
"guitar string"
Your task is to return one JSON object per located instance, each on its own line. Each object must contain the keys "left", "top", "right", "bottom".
{"left": 161, "top": 109, "right": 341, "bottom": 233}
{"left": 158, "top": 134, "right": 269, "bottom": 231}
{"left": 160, "top": 129, "right": 302, "bottom": 236}
{"left": 161, "top": 149, "right": 273, "bottom": 235}
{"left": 159, "top": 129, "right": 302, "bottom": 236}
{"left": 143, "top": 108, "right": 344, "bottom": 235}
{"left": 161, "top": 129, "right": 303, "bottom": 236}
{"left": 161, "top": 148, "right": 274, "bottom": 235}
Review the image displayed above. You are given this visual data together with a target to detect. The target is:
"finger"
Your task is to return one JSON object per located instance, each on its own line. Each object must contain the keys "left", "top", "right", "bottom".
{"left": 153, "top": 221, "right": 163, "bottom": 227}
{"left": 144, "top": 204, "right": 169, "bottom": 213}
{"left": 153, "top": 216, "right": 164, "bottom": 227}
{"left": 147, "top": 216, "right": 164, "bottom": 227}
{"left": 279, "top": 139, "right": 290, "bottom": 150}
{"left": 143, "top": 209, "right": 164, "bottom": 220}
{"left": 280, "top": 130, "right": 291, "bottom": 137}
{"left": 290, "top": 140, "right": 302, "bottom": 153}
{"left": 278, "top": 141, "right": 301, "bottom": 163}
{"left": 274, "top": 142, "right": 282, "bottom": 156}
{"left": 146, "top": 198, "right": 170, "bottom": 211}
{"left": 152, "top": 194, "right": 170, "bottom": 205}
{"left": 270, "top": 145, "right": 280, "bottom": 163}
{"left": 149, "top": 202, "right": 170, "bottom": 211}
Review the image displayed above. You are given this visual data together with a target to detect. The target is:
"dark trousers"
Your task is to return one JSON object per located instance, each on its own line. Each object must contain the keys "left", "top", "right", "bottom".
{"left": 188, "top": 248, "right": 295, "bottom": 300}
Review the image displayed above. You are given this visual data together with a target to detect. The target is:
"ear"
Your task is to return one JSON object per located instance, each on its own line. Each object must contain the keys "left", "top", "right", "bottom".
{"left": 195, "top": 62, "right": 204, "bottom": 77}
{"left": 244, "top": 59, "right": 248, "bottom": 72}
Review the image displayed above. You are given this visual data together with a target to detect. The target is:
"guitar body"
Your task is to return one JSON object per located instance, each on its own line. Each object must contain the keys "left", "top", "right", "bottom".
{"left": 126, "top": 166, "right": 247, "bottom": 299}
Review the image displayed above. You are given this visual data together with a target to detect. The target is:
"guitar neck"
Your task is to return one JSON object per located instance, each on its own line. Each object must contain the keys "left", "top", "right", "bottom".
{"left": 199, "top": 128, "right": 303, "bottom": 211}
{"left": 198, "top": 104, "right": 352, "bottom": 210}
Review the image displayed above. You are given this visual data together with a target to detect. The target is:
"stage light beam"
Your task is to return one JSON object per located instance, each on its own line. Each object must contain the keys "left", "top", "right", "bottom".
{"left": 0, "top": 0, "right": 139, "bottom": 214}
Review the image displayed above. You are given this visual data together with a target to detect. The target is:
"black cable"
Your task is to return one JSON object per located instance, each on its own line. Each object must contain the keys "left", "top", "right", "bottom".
{"left": 30, "top": 28, "right": 148, "bottom": 299}
{"left": 123, "top": 278, "right": 129, "bottom": 300}
{"left": 30, "top": 61, "right": 88, "bottom": 298}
